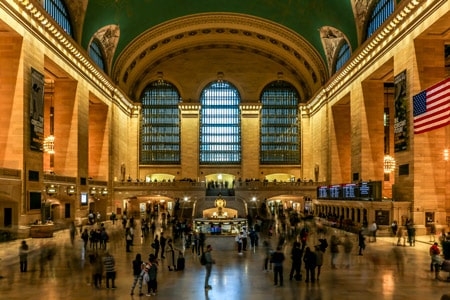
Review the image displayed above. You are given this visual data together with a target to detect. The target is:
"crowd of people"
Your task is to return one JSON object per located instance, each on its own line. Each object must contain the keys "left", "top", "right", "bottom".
{"left": 13, "top": 209, "right": 450, "bottom": 298}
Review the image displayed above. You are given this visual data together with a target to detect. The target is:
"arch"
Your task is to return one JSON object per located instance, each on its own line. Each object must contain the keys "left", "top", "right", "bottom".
{"left": 89, "top": 38, "right": 107, "bottom": 72}
{"left": 89, "top": 25, "right": 120, "bottom": 75}
{"left": 113, "top": 13, "right": 327, "bottom": 100}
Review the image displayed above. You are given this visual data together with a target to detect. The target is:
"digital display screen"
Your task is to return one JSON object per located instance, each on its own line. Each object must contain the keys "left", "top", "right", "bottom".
{"left": 80, "top": 192, "right": 88, "bottom": 205}
{"left": 317, "top": 186, "right": 328, "bottom": 199}
{"left": 329, "top": 185, "right": 341, "bottom": 198}
{"left": 343, "top": 184, "right": 357, "bottom": 199}
{"left": 317, "top": 181, "right": 379, "bottom": 200}
{"left": 358, "top": 182, "right": 372, "bottom": 199}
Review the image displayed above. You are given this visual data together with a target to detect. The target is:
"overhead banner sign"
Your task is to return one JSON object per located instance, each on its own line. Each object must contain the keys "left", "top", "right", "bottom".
{"left": 30, "top": 68, "right": 45, "bottom": 152}
{"left": 394, "top": 70, "right": 408, "bottom": 152}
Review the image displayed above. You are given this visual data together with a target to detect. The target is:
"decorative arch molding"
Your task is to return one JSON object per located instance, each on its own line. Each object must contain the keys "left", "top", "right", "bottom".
{"left": 89, "top": 25, "right": 120, "bottom": 75}
{"left": 63, "top": 0, "right": 88, "bottom": 43}
{"left": 319, "top": 26, "right": 351, "bottom": 76}
{"left": 112, "top": 13, "right": 328, "bottom": 101}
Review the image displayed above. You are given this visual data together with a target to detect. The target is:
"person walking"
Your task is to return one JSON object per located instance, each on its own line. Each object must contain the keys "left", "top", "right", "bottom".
{"left": 263, "top": 239, "right": 272, "bottom": 272}
{"left": 130, "top": 253, "right": 144, "bottom": 296}
{"left": 330, "top": 234, "right": 340, "bottom": 269}
{"left": 204, "top": 244, "right": 215, "bottom": 290}
{"left": 235, "top": 232, "right": 243, "bottom": 254}
{"left": 314, "top": 245, "right": 324, "bottom": 280}
{"left": 303, "top": 246, "right": 317, "bottom": 283}
{"left": 103, "top": 251, "right": 117, "bottom": 289}
{"left": 152, "top": 235, "right": 160, "bottom": 258}
{"left": 146, "top": 254, "right": 158, "bottom": 296}
{"left": 391, "top": 220, "right": 398, "bottom": 237}
{"left": 342, "top": 235, "right": 353, "bottom": 268}
{"left": 166, "top": 238, "right": 177, "bottom": 271}
{"left": 160, "top": 232, "right": 167, "bottom": 259}
{"left": 289, "top": 241, "right": 303, "bottom": 281}
{"left": 358, "top": 230, "right": 366, "bottom": 255}
{"left": 89, "top": 252, "right": 103, "bottom": 288}
{"left": 369, "top": 221, "right": 377, "bottom": 242}
{"left": 271, "top": 246, "right": 285, "bottom": 287}
{"left": 125, "top": 227, "right": 133, "bottom": 252}
{"left": 81, "top": 228, "right": 89, "bottom": 249}
{"left": 242, "top": 229, "right": 248, "bottom": 251}
{"left": 198, "top": 231, "right": 206, "bottom": 255}
{"left": 69, "top": 221, "right": 76, "bottom": 246}
{"left": 396, "top": 226, "right": 406, "bottom": 246}
{"left": 430, "top": 242, "right": 442, "bottom": 279}
{"left": 192, "top": 232, "right": 199, "bottom": 256}
{"left": 19, "top": 240, "right": 29, "bottom": 272}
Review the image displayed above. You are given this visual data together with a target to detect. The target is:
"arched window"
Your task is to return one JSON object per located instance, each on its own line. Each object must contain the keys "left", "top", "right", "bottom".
{"left": 89, "top": 39, "right": 106, "bottom": 72}
{"left": 200, "top": 81, "right": 241, "bottom": 164}
{"left": 43, "top": 0, "right": 73, "bottom": 37}
{"left": 366, "top": 0, "right": 394, "bottom": 39}
{"left": 334, "top": 41, "right": 351, "bottom": 73}
{"left": 260, "top": 81, "right": 300, "bottom": 164}
{"left": 139, "top": 81, "right": 181, "bottom": 164}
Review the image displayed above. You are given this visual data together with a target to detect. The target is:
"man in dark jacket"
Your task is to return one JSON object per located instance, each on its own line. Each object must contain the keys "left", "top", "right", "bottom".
{"left": 289, "top": 242, "right": 303, "bottom": 281}
{"left": 271, "top": 246, "right": 285, "bottom": 286}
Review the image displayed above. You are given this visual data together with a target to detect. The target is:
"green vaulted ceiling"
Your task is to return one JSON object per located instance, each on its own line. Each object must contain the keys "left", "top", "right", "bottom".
{"left": 82, "top": 0, "right": 357, "bottom": 65}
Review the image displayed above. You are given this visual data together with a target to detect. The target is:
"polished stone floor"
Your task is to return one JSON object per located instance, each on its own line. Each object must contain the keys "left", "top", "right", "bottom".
{"left": 0, "top": 221, "right": 449, "bottom": 300}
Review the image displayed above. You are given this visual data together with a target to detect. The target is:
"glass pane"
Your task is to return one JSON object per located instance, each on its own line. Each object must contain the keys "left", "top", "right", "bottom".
{"left": 139, "top": 81, "right": 181, "bottom": 164}
{"left": 44, "top": 0, "right": 73, "bottom": 37}
{"left": 367, "top": 0, "right": 394, "bottom": 39}
{"left": 260, "top": 81, "right": 300, "bottom": 164}
{"left": 200, "top": 81, "right": 241, "bottom": 164}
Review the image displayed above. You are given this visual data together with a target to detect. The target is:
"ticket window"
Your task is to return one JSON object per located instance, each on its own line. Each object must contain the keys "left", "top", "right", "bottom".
{"left": 425, "top": 212, "right": 434, "bottom": 227}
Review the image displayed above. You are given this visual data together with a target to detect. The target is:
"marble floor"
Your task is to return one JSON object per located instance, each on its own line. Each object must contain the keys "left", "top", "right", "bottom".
{"left": 0, "top": 222, "right": 449, "bottom": 300}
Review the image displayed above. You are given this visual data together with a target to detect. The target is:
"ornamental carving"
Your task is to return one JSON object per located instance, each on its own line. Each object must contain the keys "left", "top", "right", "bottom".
{"left": 92, "top": 25, "right": 121, "bottom": 74}
{"left": 319, "top": 26, "right": 346, "bottom": 76}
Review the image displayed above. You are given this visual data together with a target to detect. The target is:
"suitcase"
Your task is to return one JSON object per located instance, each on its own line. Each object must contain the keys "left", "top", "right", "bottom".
{"left": 177, "top": 255, "right": 185, "bottom": 271}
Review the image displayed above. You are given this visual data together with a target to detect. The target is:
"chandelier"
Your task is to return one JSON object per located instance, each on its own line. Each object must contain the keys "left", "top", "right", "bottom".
{"left": 43, "top": 134, "right": 55, "bottom": 154}
{"left": 384, "top": 155, "right": 396, "bottom": 173}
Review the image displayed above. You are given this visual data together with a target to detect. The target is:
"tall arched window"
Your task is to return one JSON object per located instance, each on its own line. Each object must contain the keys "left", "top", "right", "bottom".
{"left": 200, "top": 81, "right": 241, "bottom": 164}
{"left": 89, "top": 39, "right": 106, "bottom": 72}
{"left": 366, "top": 0, "right": 394, "bottom": 39}
{"left": 334, "top": 41, "right": 351, "bottom": 73}
{"left": 140, "top": 81, "right": 181, "bottom": 164}
{"left": 260, "top": 81, "right": 300, "bottom": 164}
{"left": 43, "top": 0, "right": 73, "bottom": 37}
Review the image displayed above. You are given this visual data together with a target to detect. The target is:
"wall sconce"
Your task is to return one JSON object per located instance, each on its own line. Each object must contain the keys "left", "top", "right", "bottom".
{"left": 67, "top": 185, "right": 76, "bottom": 196}
{"left": 384, "top": 155, "right": 396, "bottom": 173}
{"left": 102, "top": 188, "right": 108, "bottom": 195}
{"left": 444, "top": 149, "right": 449, "bottom": 161}
{"left": 46, "top": 184, "right": 57, "bottom": 195}
{"left": 90, "top": 187, "right": 97, "bottom": 195}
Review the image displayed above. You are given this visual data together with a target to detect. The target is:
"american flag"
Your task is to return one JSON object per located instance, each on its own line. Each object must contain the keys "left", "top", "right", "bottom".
{"left": 413, "top": 78, "right": 450, "bottom": 134}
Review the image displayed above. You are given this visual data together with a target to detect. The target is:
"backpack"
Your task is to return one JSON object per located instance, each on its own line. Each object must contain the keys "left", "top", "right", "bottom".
{"left": 200, "top": 252, "right": 207, "bottom": 265}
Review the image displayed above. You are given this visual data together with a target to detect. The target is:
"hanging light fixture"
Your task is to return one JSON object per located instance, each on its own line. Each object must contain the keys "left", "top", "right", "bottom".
{"left": 43, "top": 80, "right": 55, "bottom": 155}
{"left": 384, "top": 155, "right": 396, "bottom": 173}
